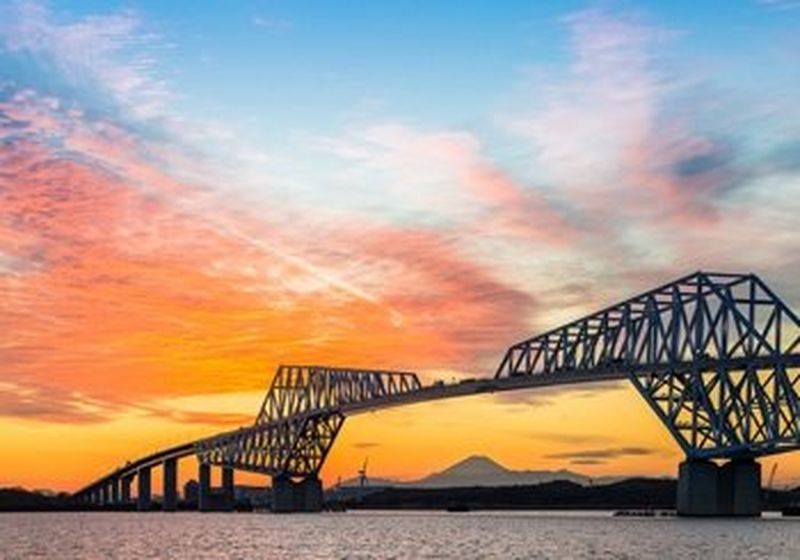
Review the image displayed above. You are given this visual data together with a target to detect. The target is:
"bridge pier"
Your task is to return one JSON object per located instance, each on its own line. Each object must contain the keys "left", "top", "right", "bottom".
{"left": 222, "top": 466, "right": 235, "bottom": 511}
{"left": 110, "top": 478, "right": 119, "bottom": 506}
{"left": 137, "top": 467, "right": 152, "bottom": 511}
{"left": 119, "top": 475, "right": 133, "bottom": 505}
{"left": 271, "top": 475, "right": 323, "bottom": 513}
{"left": 196, "top": 463, "right": 236, "bottom": 512}
{"left": 121, "top": 475, "right": 133, "bottom": 504}
{"left": 677, "top": 458, "right": 761, "bottom": 517}
{"left": 163, "top": 458, "right": 178, "bottom": 511}
{"left": 198, "top": 463, "right": 212, "bottom": 511}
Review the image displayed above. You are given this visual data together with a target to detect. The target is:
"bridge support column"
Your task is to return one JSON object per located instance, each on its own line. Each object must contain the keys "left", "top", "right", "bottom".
{"left": 137, "top": 467, "right": 151, "bottom": 511}
{"left": 110, "top": 478, "right": 120, "bottom": 505}
{"left": 121, "top": 475, "right": 132, "bottom": 504}
{"left": 677, "top": 460, "right": 718, "bottom": 516}
{"left": 198, "top": 463, "right": 212, "bottom": 512}
{"left": 101, "top": 484, "right": 110, "bottom": 506}
{"left": 221, "top": 467, "right": 235, "bottom": 511}
{"left": 163, "top": 458, "right": 178, "bottom": 512}
{"left": 271, "top": 475, "right": 323, "bottom": 513}
{"left": 720, "top": 459, "right": 761, "bottom": 516}
{"left": 677, "top": 459, "right": 761, "bottom": 517}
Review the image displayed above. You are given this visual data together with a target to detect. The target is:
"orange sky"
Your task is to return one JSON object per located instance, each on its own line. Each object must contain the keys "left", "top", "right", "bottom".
{"left": 2, "top": 116, "right": 799, "bottom": 490}
{"left": 2, "top": 2, "right": 800, "bottom": 494}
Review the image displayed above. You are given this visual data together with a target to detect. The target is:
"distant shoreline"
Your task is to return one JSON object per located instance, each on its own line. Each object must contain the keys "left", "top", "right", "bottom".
{"left": 4, "top": 478, "right": 799, "bottom": 513}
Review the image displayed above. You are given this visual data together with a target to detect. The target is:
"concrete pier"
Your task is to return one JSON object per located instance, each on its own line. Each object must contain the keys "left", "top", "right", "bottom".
{"left": 101, "top": 484, "right": 110, "bottom": 506}
{"left": 137, "top": 467, "right": 152, "bottom": 511}
{"left": 222, "top": 467, "right": 235, "bottom": 511}
{"left": 721, "top": 459, "right": 761, "bottom": 516}
{"left": 163, "top": 458, "right": 178, "bottom": 512}
{"left": 271, "top": 475, "right": 323, "bottom": 513}
{"left": 198, "top": 463, "right": 212, "bottom": 512}
{"left": 110, "top": 479, "right": 119, "bottom": 505}
{"left": 677, "top": 458, "right": 761, "bottom": 516}
{"left": 121, "top": 476, "right": 133, "bottom": 504}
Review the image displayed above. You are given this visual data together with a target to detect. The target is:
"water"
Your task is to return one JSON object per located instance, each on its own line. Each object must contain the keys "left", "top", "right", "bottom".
{"left": 1, "top": 510, "right": 799, "bottom": 559}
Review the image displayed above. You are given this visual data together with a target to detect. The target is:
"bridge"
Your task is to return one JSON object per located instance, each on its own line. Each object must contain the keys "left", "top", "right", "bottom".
{"left": 72, "top": 271, "right": 800, "bottom": 516}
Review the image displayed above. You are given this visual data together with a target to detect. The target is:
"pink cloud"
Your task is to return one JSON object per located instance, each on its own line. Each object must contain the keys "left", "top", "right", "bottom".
{"left": 0, "top": 92, "right": 543, "bottom": 422}
{"left": 1, "top": 1, "right": 170, "bottom": 118}
{"left": 317, "top": 123, "right": 580, "bottom": 245}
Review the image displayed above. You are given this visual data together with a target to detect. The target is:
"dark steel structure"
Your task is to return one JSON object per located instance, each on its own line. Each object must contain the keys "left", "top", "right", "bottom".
{"left": 72, "top": 271, "right": 800, "bottom": 515}
{"left": 196, "top": 366, "right": 422, "bottom": 477}
{"left": 496, "top": 271, "right": 800, "bottom": 460}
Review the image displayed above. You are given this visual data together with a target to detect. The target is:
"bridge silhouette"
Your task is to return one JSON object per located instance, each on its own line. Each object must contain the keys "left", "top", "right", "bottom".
{"left": 73, "top": 271, "right": 800, "bottom": 516}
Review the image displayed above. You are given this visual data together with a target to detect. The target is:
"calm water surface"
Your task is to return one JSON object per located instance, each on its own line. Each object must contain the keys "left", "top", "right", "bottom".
{"left": 1, "top": 510, "right": 799, "bottom": 559}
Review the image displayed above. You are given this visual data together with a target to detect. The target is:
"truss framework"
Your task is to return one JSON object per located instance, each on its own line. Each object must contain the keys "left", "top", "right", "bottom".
{"left": 197, "top": 272, "right": 800, "bottom": 480}
{"left": 197, "top": 366, "right": 421, "bottom": 477}
{"left": 496, "top": 272, "right": 800, "bottom": 459}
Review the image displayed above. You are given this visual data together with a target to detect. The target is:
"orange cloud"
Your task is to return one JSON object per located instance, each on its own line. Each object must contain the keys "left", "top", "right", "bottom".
{"left": 0, "top": 96, "right": 539, "bottom": 424}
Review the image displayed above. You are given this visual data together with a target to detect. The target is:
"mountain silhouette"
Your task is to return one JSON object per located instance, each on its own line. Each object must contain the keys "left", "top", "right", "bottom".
{"left": 338, "top": 455, "right": 597, "bottom": 489}
{"left": 409, "top": 455, "right": 592, "bottom": 488}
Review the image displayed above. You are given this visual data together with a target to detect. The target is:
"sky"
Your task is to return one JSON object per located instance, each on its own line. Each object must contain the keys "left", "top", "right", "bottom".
{"left": 1, "top": 0, "right": 800, "bottom": 492}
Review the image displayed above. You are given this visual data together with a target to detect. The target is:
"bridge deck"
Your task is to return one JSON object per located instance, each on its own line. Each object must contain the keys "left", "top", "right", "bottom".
{"left": 75, "top": 351, "right": 800, "bottom": 496}
{"left": 73, "top": 271, "right": 800, "bottom": 497}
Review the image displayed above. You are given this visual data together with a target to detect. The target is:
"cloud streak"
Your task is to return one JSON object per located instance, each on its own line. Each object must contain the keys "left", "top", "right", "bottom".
{"left": 0, "top": 49, "right": 538, "bottom": 423}
{"left": 544, "top": 446, "right": 656, "bottom": 464}
{"left": 1, "top": 1, "right": 799, "bottom": 431}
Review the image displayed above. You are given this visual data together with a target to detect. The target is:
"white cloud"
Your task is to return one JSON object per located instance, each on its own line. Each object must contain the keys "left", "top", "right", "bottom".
{"left": 0, "top": 0, "right": 170, "bottom": 119}
{"left": 251, "top": 15, "right": 292, "bottom": 32}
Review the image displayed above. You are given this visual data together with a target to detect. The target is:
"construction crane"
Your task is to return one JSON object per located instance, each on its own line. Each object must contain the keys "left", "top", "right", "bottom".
{"left": 768, "top": 463, "right": 778, "bottom": 490}
{"left": 358, "top": 457, "right": 369, "bottom": 487}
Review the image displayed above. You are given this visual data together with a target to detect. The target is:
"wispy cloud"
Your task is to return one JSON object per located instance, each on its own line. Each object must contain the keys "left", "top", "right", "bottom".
{"left": 757, "top": 0, "right": 800, "bottom": 10}
{"left": 352, "top": 442, "right": 382, "bottom": 449}
{"left": 1, "top": 1, "right": 799, "bottom": 432}
{"left": 0, "top": 13, "right": 541, "bottom": 423}
{"left": 314, "top": 122, "right": 581, "bottom": 248}
{"left": 544, "top": 446, "right": 656, "bottom": 464}
{"left": 251, "top": 15, "right": 292, "bottom": 32}
{"left": 0, "top": 381, "right": 124, "bottom": 423}
{"left": 0, "top": 0, "right": 170, "bottom": 119}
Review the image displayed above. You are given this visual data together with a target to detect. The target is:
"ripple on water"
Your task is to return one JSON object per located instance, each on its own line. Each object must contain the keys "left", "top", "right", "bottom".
{"left": 1, "top": 510, "right": 799, "bottom": 559}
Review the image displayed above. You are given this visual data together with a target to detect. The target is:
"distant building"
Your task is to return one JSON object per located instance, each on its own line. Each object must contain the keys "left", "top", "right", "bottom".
{"left": 183, "top": 480, "right": 199, "bottom": 504}
{"left": 181, "top": 479, "right": 268, "bottom": 508}
{"left": 234, "top": 485, "right": 270, "bottom": 508}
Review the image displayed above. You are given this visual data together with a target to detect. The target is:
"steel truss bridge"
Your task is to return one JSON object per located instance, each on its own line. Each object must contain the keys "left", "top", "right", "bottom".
{"left": 73, "top": 272, "right": 800, "bottom": 515}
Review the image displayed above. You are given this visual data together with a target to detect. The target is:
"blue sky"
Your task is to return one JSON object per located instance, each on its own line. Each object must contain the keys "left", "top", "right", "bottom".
{"left": 1, "top": 0, "right": 800, "bottom": 487}
{"left": 20, "top": 1, "right": 799, "bottom": 141}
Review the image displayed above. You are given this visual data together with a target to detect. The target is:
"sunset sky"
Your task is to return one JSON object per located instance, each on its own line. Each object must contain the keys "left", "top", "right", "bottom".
{"left": 2, "top": 0, "right": 800, "bottom": 492}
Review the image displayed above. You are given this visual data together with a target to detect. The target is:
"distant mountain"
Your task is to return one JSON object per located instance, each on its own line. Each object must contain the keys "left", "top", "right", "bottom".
{"left": 407, "top": 455, "right": 593, "bottom": 488}
{"left": 337, "top": 455, "right": 602, "bottom": 490}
